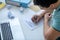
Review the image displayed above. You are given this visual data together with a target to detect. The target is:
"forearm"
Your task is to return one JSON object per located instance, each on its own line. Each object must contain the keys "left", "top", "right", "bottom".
{"left": 44, "top": 19, "right": 52, "bottom": 40}
{"left": 44, "top": 18, "right": 57, "bottom": 40}
{"left": 38, "top": 12, "right": 46, "bottom": 19}
{"left": 43, "top": 13, "right": 60, "bottom": 40}
{"left": 44, "top": 18, "right": 50, "bottom": 34}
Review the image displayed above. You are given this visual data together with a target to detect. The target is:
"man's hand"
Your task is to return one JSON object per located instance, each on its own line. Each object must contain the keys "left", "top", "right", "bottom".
{"left": 44, "top": 13, "right": 52, "bottom": 38}
{"left": 44, "top": 13, "right": 52, "bottom": 21}
{"left": 31, "top": 15, "right": 41, "bottom": 23}
{"left": 31, "top": 10, "right": 48, "bottom": 23}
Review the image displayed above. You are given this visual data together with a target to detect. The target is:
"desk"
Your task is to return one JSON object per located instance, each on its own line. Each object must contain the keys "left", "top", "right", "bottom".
{"left": 0, "top": 0, "right": 44, "bottom": 40}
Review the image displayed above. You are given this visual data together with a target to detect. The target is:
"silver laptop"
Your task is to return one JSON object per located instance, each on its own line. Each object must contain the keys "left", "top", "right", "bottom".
{"left": 0, "top": 22, "right": 13, "bottom": 40}
{"left": 0, "top": 18, "right": 25, "bottom": 40}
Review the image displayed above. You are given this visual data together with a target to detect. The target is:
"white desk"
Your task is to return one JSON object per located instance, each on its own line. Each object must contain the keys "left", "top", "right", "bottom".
{"left": 0, "top": 0, "right": 44, "bottom": 40}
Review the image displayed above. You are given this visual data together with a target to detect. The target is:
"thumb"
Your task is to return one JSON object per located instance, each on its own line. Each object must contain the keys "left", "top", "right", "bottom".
{"left": 48, "top": 13, "right": 52, "bottom": 17}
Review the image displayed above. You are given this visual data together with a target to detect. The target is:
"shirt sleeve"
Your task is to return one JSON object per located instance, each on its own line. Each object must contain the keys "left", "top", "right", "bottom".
{"left": 52, "top": 11, "right": 60, "bottom": 32}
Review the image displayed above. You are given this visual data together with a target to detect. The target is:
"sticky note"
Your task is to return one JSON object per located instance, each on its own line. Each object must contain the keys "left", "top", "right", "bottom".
{"left": 0, "top": 2, "right": 5, "bottom": 9}
{"left": 29, "top": 5, "right": 40, "bottom": 12}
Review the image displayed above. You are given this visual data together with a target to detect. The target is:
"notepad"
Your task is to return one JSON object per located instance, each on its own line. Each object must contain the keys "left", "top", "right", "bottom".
{"left": 23, "top": 17, "right": 41, "bottom": 30}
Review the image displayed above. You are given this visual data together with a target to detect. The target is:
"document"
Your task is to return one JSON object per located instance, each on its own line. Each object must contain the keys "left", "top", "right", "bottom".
{"left": 23, "top": 16, "right": 43, "bottom": 30}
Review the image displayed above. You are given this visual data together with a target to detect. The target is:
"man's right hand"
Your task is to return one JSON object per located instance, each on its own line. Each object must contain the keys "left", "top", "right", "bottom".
{"left": 31, "top": 10, "right": 47, "bottom": 23}
{"left": 31, "top": 15, "right": 41, "bottom": 23}
{"left": 44, "top": 13, "right": 52, "bottom": 21}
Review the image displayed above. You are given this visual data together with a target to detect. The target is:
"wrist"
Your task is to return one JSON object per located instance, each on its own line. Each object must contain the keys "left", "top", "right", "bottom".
{"left": 44, "top": 19, "right": 49, "bottom": 23}
{"left": 39, "top": 12, "right": 45, "bottom": 16}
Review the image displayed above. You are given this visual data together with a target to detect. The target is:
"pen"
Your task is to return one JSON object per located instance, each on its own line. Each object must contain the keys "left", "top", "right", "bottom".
{"left": 34, "top": 16, "right": 38, "bottom": 20}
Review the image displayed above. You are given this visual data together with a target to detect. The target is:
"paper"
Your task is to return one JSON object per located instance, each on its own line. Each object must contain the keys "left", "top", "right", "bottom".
{"left": 21, "top": 9, "right": 44, "bottom": 30}
{"left": 25, "top": 19, "right": 37, "bottom": 30}
{"left": 23, "top": 17, "right": 42, "bottom": 30}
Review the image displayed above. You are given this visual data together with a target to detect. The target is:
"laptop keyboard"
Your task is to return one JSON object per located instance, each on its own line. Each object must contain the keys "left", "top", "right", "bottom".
{"left": 1, "top": 23, "right": 13, "bottom": 40}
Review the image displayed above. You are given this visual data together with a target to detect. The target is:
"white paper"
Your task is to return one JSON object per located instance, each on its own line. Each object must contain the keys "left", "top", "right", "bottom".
{"left": 22, "top": 16, "right": 43, "bottom": 30}
{"left": 25, "top": 19, "right": 38, "bottom": 30}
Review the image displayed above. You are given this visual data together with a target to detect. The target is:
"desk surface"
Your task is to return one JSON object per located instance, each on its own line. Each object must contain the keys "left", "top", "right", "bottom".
{"left": 0, "top": 0, "right": 44, "bottom": 40}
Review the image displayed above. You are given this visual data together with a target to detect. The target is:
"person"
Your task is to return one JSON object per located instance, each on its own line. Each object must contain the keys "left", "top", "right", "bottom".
{"left": 31, "top": 0, "right": 60, "bottom": 40}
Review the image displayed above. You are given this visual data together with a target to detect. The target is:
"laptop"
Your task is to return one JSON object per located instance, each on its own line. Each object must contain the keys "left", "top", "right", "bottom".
{"left": 0, "top": 18, "right": 25, "bottom": 40}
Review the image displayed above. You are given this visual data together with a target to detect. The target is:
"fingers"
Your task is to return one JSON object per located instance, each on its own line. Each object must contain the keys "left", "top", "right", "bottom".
{"left": 47, "top": 13, "right": 52, "bottom": 18}
{"left": 49, "top": 15, "right": 52, "bottom": 18}
{"left": 31, "top": 15, "right": 37, "bottom": 22}
{"left": 31, "top": 15, "right": 40, "bottom": 23}
{"left": 36, "top": 17, "right": 40, "bottom": 22}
